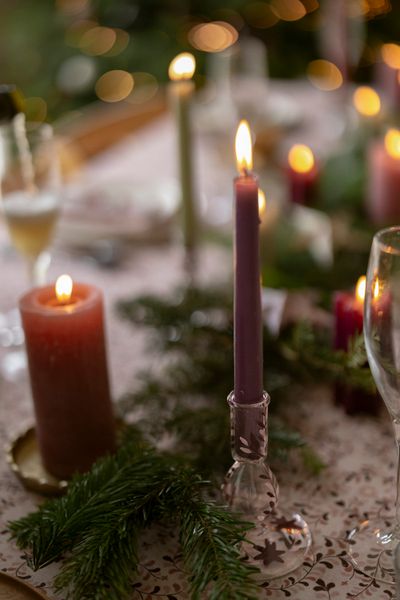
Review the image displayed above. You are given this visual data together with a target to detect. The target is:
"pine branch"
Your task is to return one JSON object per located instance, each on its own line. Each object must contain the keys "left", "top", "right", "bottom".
{"left": 9, "top": 428, "right": 260, "bottom": 600}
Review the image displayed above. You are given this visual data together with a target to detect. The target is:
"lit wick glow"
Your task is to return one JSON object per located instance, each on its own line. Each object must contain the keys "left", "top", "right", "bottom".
{"left": 258, "top": 189, "right": 266, "bottom": 216}
{"left": 56, "top": 274, "right": 73, "bottom": 304}
{"left": 235, "top": 120, "right": 253, "bottom": 173}
{"left": 168, "top": 53, "right": 196, "bottom": 81}
{"left": 353, "top": 86, "right": 381, "bottom": 117}
{"left": 356, "top": 275, "right": 366, "bottom": 303}
{"left": 373, "top": 277, "right": 380, "bottom": 300}
{"left": 288, "top": 144, "right": 315, "bottom": 174}
{"left": 385, "top": 129, "right": 400, "bottom": 159}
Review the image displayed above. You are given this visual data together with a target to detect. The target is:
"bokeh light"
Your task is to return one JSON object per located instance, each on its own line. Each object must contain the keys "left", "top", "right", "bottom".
{"left": 104, "top": 29, "right": 130, "bottom": 57}
{"left": 258, "top": 189, "right": 267, "bottom": 217}
{"left": 307, "top": 60, "right": 343, "bottom": 91}
{"left": 80, "top": 26, "right": 117, "bottom": 56}
{"left": 95, "top": 70, "right": 134, "bottom": 103}
{"left": 168, "top": 53, "right": 196, "bottom": 81}
{"left": 188, "top": 21, "right": 238, "bottom": 52}
{"left": 353, "top": 86, "right": 381, "bottom": 117}
{"left": 24, "top": 97, "right": 47, "bottom": 123}
{"left": 381, "top": 43, "right": 400, "bottom": 69}
{"left": 288, "top": 144, "right": 315, "bottom": 173}
{"left": 270, "top": 0, "right": 307, "bottom": 21}
{"left": 57, "top": 56, "right": 96, "bottom": 94}
{"left": 126, "top": 72, "right": 159, "bottom": 104}
{"left": 385, "top": 128, "right": 400, "bottom": 159}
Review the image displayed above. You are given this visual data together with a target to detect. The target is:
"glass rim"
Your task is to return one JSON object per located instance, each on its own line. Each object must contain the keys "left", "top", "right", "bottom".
{"left": 374, "top": 226, "right": 400, "bottom": 256}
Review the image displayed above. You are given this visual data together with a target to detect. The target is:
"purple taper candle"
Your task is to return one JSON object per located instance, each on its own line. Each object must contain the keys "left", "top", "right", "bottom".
{"left": 234, "top": 120, "right": 263, "bottom": 405}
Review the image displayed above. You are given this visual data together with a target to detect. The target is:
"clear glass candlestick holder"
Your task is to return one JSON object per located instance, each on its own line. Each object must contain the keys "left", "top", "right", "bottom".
{"left": 222, "top": 391, "right": 312, "bottom": 579}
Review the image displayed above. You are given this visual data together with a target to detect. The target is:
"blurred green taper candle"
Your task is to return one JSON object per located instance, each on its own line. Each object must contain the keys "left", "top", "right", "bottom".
{"left": 168, "top": 52, "right": 197, "bottom": 262}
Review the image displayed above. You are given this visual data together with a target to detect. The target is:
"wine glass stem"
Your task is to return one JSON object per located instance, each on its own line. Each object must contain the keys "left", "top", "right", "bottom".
{"left": 26, "top": 252, "right": 50, "bottom": 287}
{"left": 394, "top": 419, "right": 400, "bottom": 535}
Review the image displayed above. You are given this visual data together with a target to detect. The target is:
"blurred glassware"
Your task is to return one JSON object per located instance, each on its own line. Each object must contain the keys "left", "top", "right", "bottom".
{"left": 0, "top": 120, "right": 60, "bottom": 381}
{"left": 348, "top": 226, "right": 400, "bottom": 585}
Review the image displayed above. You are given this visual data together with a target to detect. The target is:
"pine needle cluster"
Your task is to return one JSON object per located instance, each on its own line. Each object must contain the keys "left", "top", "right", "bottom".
{"left": 9, "top": 428, "right": 259, "bottom": 600}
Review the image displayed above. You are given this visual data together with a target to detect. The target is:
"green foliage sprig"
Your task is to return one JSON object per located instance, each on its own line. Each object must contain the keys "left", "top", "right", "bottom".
{"left": 10, "top": 428, "right": 259, "bottom": 600}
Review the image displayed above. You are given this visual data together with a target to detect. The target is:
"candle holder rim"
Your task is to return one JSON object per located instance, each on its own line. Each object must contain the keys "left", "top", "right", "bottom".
{"left": 227, "top": 389, "right": 270, "bottom": 409}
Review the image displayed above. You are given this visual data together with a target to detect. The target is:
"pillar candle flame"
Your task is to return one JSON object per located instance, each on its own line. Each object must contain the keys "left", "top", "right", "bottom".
{"left": 235, "top": 120, "right": 253, "bottom": 174}
{"left": 168, "top": 52, "right": 196, "bottom": 81}
{"left": 55, "top": 274, "right": 73, "bottom": 304}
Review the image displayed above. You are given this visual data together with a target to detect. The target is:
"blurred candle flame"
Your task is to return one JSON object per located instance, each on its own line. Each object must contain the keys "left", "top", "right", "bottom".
{"left": 235, "top": 120, "right": 253, "bottom": 173}
{"left": 288, "top": 144, "right": 315, "bottom": 174}
{"left": 373, "top": 277, "right": 380, "bottom": 300}
{"left": 385, "top": 129, "right": 400, "bottom": 159}
{"left": 56, "top": 274, "right": 73, "bottom": 304}
{"left": 168, "top": 53, "right": 196, "bottom": 81}
{"left": 353, "top": 86, "right": 381, "bottom": 117}
{"left": 258, "top": 189, "right": 266, "bottom": 217}
{"left": 381, "top": 43, "right": 400, "bottom": 69}
{"left": 356, "top": 275, "right": 366, "bottom": 303}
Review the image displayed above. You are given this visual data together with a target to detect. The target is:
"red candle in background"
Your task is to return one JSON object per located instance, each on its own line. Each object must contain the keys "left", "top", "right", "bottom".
{"left": 234, "top": 120, "right": 263, "bottom": 405}
{"left": 367, "top": 129, "right": 400, "bottom": 225}
{"left": 20, "top": 275, "right": 116, "bottom": 479}
{"left": 334, "top": 276, "right": 379, "bottom": 415}
{"left": 287, "top": 144, "right": 318, "bottom": 206}
{"left": 334, "top": 276, "right": 365, "bottom": 352}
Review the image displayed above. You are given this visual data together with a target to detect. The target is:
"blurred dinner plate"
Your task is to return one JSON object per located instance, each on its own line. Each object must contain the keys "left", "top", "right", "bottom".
{"left": 58, "top": 179, "right": 179, "bottom": 246}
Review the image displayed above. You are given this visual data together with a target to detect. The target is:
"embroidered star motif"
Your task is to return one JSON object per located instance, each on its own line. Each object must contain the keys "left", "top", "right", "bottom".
{"left": 253, "top": 540, "right": 285, "bottom": 566}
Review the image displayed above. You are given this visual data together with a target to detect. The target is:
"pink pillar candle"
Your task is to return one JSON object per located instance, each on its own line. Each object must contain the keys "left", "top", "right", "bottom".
{"left": 234, "top": 121, "right": 263, "bottom": 405}
{"left": 20, "top": 278, "right": 116, "bottom": 479}
{"left": 367, "top": 130, "right": 400, "bottom": 225}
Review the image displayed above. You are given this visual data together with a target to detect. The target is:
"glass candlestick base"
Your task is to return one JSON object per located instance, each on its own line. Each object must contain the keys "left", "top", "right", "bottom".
{"left": 222, "top": 391, "right": 312, "bottom": 579}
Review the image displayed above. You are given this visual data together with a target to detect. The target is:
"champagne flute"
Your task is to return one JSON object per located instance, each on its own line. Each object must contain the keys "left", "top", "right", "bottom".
{"left": 0, "top": 119, "right": 60, "bottom": 380}
{"left": 348, "top": 226, "right": 400, "bottom": 584}
{"left": 0, "top": 119, "right": 60, "bottom": 285}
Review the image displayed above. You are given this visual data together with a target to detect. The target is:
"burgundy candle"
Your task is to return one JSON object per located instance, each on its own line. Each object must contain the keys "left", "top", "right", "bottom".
{"left": 287, "top": 144, "right": 318, "bottom": 206}
{"left": 334, "top": 276, "right": 365, "bottom": 352}
{"left": 234, "top": 120, "right": 263, "bottom": 405}
{"left": 20, "top": 275, "right": 116, "bottom": 479}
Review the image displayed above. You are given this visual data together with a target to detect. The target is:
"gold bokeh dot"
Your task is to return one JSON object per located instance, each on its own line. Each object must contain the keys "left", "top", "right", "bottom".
{"left": 95, "top": 70, "right": 134, "bottom": 103}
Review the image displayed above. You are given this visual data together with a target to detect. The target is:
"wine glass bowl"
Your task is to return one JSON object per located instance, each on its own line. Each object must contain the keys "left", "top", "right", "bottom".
{"left": 348, "top": 226, "right": 400, "bottom": 584}
{"left": 0, "top": 121, "right": 60, "bottom": 285}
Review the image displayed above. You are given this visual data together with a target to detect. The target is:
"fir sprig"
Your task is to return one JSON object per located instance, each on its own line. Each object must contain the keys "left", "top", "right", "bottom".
{"left": 9, "top": 428, "right": 259, "bottom": 600}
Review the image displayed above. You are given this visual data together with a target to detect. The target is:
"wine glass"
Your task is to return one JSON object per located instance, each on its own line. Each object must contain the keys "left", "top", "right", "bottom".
{"left": 0, "top": 119, "right": 60, "bottom": 380}
{"left": 348, "top": 226, "right": 400, "bottom": 584}
{"left": 0, "top": 119, "right": 60, "bottom": 285}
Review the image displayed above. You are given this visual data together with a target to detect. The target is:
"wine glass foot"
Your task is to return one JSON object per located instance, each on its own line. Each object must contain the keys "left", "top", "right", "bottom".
{"left": 242, "top": 509, "right": 312, "bottom": 580}
{"left": 347, "top": 516, "right": 400, "bottom": 585}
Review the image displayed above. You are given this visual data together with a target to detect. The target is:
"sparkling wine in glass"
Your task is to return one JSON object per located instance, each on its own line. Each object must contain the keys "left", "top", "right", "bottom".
{"left": 348, "top": 226, "right": 400, "bottom": 584}
{"left": 0, "top": 119, "right": 60, "bottom": 286}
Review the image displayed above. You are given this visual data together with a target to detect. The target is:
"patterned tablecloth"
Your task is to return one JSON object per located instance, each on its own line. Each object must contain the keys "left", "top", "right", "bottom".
{"left": 0, "top": 81, "right": 397, "bottom": 599}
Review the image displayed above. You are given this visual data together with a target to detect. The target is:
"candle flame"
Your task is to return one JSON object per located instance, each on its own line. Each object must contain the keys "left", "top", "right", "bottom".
{"left": 355, "top": 275, "right": 366, "bottom": 303}
{"left": 55, "top": 274, "right": 73, "bottom": 303}
{"left": 353, "top": 86, "right": 381, "bottom": 117}
{"left": 168, "top": 52, "right": 196, "bottom": 81}
{"left": 288, "top": 144, "right": 314, "bottom": 174}
{"left": 385, "top": 129, "right": 400, "bottom": 159}
{"left": 258, "top": 189, "right": 266, "bottom": 216}
{"left": 373, "top": 277, "right": 380, "bottom": 300}
{"left": 235, "top": 120, "right": 253, "bottom": 173}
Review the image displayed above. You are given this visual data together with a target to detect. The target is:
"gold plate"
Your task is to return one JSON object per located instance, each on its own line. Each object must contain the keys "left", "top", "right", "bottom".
{"left": 6, "top": 427, "right": 68, "bottom": 496}
{"left": 0, "top": 572, "right": 49, "bottom": 599}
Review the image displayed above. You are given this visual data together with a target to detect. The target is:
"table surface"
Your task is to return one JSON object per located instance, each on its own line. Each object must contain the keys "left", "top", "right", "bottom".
{"left": 0, "top": 80, "right": 397, "bottom": 599}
